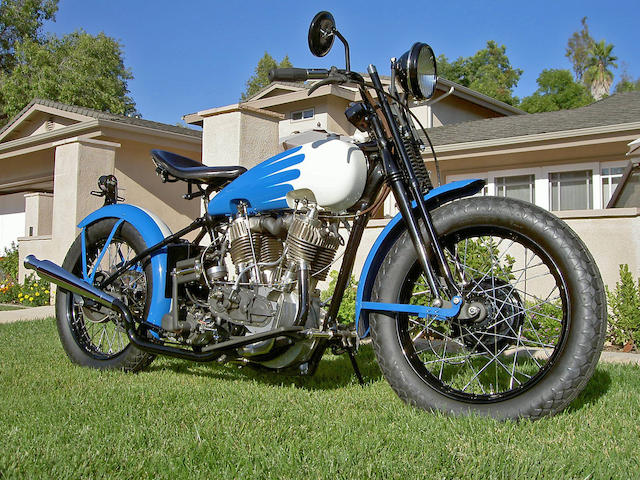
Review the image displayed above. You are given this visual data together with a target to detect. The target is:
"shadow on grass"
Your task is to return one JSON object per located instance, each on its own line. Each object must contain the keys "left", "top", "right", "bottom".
{"left": 565, "top": 367, "right": 612, "bottom": 413}
{"left": 147, "top": 343, "right": 384, "bottom": 391}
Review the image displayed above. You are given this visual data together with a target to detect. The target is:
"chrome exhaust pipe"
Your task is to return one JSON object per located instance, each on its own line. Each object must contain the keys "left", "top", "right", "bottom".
{"left": 23, "top": 255, "right": 133, "bottom": 325}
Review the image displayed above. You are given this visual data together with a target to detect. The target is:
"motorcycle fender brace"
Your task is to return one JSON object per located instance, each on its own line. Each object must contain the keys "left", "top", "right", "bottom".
{"left": 78, "top": 204, "right": 173, "bottom": 328}
{"left": 355, "top": 179, "right": 485, "bottom": 338}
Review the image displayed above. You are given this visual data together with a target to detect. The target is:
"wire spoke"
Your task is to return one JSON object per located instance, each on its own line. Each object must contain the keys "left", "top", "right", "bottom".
{"left": 404, "top": 227, "right": 567, "bottom": 400}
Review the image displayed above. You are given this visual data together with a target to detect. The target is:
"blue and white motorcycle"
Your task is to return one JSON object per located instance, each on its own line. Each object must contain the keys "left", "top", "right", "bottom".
{"left": 25, "top": 12, "right": 606, "bottom": 420}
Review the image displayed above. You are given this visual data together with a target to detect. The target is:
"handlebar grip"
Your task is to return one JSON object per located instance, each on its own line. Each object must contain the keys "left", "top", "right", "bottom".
{"left": 268, "top": 68, "right": 330, "bottom": 82}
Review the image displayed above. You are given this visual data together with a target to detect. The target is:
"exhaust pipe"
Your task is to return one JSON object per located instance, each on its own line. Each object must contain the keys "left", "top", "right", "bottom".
{"left": 23, "top": 255, "right": 308, "bottom": 362}
{"left": 23, "top": 255, "right": 134, "bottom": 326}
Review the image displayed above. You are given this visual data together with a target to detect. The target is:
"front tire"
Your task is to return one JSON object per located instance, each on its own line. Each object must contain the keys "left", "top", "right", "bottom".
{"left": 370, "top": 197, "right": 606, "bottom": 420}
{"left": 55, "top": 218, "right": 155, "bottom": 372}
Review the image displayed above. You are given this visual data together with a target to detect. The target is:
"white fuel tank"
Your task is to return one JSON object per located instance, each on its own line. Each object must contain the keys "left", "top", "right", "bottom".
{"left": 285, "top": 137, "right": 368, "bottom": 212}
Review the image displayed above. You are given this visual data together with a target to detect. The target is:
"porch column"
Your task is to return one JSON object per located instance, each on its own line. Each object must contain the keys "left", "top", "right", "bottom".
{"left": 198, "top": 104, "right": 283, "bottom": 169}
{"left": 50, "top": 137, "right": 120, "bottom": 265}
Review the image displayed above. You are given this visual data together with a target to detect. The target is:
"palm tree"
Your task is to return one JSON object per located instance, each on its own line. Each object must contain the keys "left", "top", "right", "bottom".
{"left": 584, "top": 40, "right": 618, "bottom": 100}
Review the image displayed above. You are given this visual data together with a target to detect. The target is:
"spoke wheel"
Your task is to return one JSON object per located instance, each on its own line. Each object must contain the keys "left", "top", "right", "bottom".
{"left": 370, "top": 197, "right": 606, "bottom": 420}
{"left": 55, "top": 219, "right": 155, "bottom": 371}
{"left": 401, "top": 228, "right": 567, "bottom": 402}
{"left": 70, "top": 239, "right": 146, "bottom": 359}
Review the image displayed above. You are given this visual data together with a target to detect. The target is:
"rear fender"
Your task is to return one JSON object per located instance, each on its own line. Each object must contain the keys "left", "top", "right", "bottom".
{"left": 355, "top": 179, "right": 485, "bottom": 337}
{"left": 78, "top": 204, "right": 172, "bottom": 328}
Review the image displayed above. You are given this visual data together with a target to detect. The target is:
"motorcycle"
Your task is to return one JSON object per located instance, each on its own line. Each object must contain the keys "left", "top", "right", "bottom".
{"left": 24, "top": 11, "right": 606, "bottom": 420}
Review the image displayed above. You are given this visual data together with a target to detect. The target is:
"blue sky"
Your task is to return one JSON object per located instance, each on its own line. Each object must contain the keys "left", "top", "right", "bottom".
{"left": 46, "top": 0, "right": 640, "bottom": 125}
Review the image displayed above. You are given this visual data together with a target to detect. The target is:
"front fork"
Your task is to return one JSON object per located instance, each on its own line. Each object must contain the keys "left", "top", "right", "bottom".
{"left": 367, "top": 65, "right": 459, "bottom": 304}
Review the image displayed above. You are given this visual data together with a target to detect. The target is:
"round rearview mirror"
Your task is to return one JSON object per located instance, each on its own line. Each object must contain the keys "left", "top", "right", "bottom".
{"left": 395, "top": 43, "right": 437, "bottom": 100}
{"left": 308, "top": 11, "right": 336, "bottom": 57}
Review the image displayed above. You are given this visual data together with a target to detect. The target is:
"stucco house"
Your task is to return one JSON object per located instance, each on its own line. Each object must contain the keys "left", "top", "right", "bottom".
{"left": 183, "top": 79, "right": 640, "bottom": 287}
{"left": 0, "top": 99, "right": 202, "bottom": 280}
{"left": 2, "top": 79, "right": 638, "bottom": 290}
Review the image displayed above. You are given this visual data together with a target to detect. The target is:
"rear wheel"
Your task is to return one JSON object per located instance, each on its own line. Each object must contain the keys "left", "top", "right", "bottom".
{"left": 55, "top": 218, "right": 155, "bottom": 371}
{"left": 370, "top": 197, "right": 606, "bottom": 420}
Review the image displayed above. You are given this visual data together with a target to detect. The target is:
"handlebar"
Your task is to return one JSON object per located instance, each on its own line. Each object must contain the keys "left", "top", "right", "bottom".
{"left": 268, "top": 68, "right": 330, "bottom": 82}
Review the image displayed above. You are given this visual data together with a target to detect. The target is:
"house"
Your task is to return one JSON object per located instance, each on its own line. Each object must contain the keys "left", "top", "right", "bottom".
{"left": 3, "top": 80, "right": 637, "bottom": 290}
{"left": 0, "top": 99, "right": 202, "bottom": 280}
{"left": 421, "top": 91, "right": 640, "bottom": 286}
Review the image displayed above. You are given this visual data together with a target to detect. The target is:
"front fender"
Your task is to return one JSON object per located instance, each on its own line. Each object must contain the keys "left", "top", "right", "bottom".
{"left": 78, "top": 204, "right": 172, "bottom": 328}
{"left": 355, "top": 179, "right": 485, "bottom": 337}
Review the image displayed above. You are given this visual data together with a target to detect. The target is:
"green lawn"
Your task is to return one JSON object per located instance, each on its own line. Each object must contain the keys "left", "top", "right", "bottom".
{"left": 1, "top": 319, "right": 638, "bottom": 479}
{"left": 0, "top": 304, "right": 24, "bottom": 311}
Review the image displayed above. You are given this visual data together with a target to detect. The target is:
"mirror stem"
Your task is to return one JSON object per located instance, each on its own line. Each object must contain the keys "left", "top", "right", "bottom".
{"left": 333, "top": 29, "right": 350, "bottom": 71}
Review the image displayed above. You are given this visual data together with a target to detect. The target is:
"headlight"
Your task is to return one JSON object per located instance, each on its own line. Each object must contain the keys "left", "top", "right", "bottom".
{"left": 395, "top": 43, "right": 437, "bottom": 100}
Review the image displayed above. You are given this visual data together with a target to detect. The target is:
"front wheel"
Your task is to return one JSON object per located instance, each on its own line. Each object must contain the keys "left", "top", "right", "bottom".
{"left": 370, "top": 197, "right": 606, "bottom": 420}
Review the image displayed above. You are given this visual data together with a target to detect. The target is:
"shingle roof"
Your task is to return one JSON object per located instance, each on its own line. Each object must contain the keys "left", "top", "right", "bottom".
{"left": 424, "top": 91, "right": 640, "bottom": 146}
{"left": 0, "top": 98, "right": 202, "bottom": 139}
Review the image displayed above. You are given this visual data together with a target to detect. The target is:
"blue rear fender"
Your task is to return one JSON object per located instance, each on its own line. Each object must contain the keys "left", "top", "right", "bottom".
{"left": 355, "top": 179, "right": 485, "bottom": 337}
{"left": 78, "top": 204, "right": 172, "bottom": 328}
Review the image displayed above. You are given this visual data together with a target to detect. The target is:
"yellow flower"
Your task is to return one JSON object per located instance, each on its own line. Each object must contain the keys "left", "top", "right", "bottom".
{"left": 35, "top": 292, "right": 40, "bottom": 297}
{"left": 29, "top": 296, "right": 34, "bottom": 301}
{"left": 18, "top": 293, "right": 23, "bottom": 298}
{"left": 19, "top": 298, "right": 23, "bottom": 302}
{"left": 45, "top": 290, "right": 50, "bottom": 294}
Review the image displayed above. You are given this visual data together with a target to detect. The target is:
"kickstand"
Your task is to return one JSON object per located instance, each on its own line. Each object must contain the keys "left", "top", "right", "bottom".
{"left": 346, "top": 346, "right": 365, "bottom": 386}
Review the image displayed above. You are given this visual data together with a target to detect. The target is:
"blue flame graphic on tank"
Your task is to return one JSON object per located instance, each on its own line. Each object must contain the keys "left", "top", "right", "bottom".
{"left": 208, "top": 146, "right": 304, "bottom": 215}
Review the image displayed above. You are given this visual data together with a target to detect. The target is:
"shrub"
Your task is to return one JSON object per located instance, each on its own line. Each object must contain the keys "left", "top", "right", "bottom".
{"left": 320, "top": 270, "right": 357, "bottom": 324}
{"left": 606, "top": 264, "right": 640, "bottom": 347}
{"left": 0, "top": 242, "right": 19, "bottom": 284}
{"left": 0, "top": 243, "right": 50, "bottom": 307}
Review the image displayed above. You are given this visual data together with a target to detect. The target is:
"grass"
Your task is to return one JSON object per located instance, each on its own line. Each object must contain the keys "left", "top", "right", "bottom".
{"left": 1, "top": 319, "right": 639, "bottom": 479}
{"left": 0, "top": 304, "right": 24, "bottom": 311}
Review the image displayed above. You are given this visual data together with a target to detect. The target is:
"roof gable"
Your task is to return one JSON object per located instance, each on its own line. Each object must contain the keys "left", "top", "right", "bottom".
{"left": 0, "top": 98, "right": 201, "bottom": 143}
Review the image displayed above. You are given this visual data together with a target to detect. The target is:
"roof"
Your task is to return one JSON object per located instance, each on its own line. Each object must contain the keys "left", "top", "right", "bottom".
{"left": 200, "top": 75, "right": 525, "bottom": 122}
{"left": 0, "top": 98, "right": 202, "bottom": 141}
{"left": 425, "top": 91, "right": 640, "bottom": 147}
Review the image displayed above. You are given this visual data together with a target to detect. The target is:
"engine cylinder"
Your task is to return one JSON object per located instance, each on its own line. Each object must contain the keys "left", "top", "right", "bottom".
{"left": 286, "top": 215, "right": 340, "bottom": 281}
{"left": 228, "top": 219, "right": 261, "bottom": 267}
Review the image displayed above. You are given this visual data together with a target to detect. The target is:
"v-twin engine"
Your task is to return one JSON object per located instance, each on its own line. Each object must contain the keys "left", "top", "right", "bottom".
{"left": 228, "top": 207, "right": 341, "bottom": 283}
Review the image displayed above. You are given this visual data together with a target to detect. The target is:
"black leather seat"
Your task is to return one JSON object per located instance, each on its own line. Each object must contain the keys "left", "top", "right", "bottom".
{"left": 151, "top": 149, "right": 246, "bottom": 188}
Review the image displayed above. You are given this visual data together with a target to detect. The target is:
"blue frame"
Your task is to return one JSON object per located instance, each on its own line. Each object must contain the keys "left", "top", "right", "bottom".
{"left": 360, "top": 296, "right": 462, "bottom": 320}
{"left": 355, "top": 179, "right": 485, "bottom": 337}
{"left": 78, "top": 204, "right": 172, "bottom": 328}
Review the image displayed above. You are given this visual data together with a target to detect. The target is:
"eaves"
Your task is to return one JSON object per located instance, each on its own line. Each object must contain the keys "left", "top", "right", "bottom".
{"left": 431, "top": 122, "right": 640, "bottom": 154}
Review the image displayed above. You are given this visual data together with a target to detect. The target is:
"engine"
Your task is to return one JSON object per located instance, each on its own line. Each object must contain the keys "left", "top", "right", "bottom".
{"left": 161, "top": 206, "right": 342, "bottom": 365}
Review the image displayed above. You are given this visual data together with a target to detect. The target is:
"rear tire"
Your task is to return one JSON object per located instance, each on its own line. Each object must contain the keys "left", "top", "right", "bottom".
{"left": 55, "top": 218, "right": 155, "bottom": 372}
{"left": 370, "top": 197, "right": 606, "bottom": 420}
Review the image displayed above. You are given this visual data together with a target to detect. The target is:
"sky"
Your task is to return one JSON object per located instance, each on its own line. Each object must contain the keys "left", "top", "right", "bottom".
{"left": 44, "top": 0, "right": 640, "bottom": 126}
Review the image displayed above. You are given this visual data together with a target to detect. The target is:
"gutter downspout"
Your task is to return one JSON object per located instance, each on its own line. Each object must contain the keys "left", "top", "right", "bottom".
{"left": 426, "top": 86, "right": 454, "bottom": 128}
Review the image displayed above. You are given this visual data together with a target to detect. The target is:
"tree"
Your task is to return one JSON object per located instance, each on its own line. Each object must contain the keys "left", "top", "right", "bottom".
{"left": 240, "top": 52, "right": 292, "bottom": 101}
{"left": 436, "top": 41, "right": 522, "bottom": 106}
{"left": 615, "top": 74, "right": 640, "bottom": 94}
{"left": 0, "top": 30, "right": 136, "bottom": 122}
{"left": 584, "top": 39, "right": 618, "bottom": 100}
{"left": 565, "top": 17, "right": 593, "bottom": 83}
{"left": 0, "top": 0, "right": 58, "bottom": 73}
{"left": 519, "top": 69, "right": 593, "bottom": 113}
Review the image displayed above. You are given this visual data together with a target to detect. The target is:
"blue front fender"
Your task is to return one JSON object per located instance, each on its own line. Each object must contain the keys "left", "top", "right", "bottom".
{"left": 355, "top": 179, "right": 485, "bottom": 337}
{"left": 78, "top": 204, "right": 172, "bottom": 328}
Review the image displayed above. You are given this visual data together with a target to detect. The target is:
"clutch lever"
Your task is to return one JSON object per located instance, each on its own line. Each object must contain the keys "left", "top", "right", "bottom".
{"left": 307, "top": 74, "right": 348, "bottom": 95}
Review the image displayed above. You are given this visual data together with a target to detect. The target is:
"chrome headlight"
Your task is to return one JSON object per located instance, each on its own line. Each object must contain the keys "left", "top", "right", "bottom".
{"left": 395, "top": 43, "right": 437, "bottom": 100}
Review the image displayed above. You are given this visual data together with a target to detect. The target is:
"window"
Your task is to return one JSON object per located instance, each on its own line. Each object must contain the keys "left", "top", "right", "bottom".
{"left": 602, "top": 167, "right": 624, "bottom": 207}
{"left": 549, "top": 170, "right": 592, "bottom": 211}
{"left": 291, "top": 108, "right": 314, "bottom": 121}
{"left": 496, "top": 174, "right": 535, "bottom": 203}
